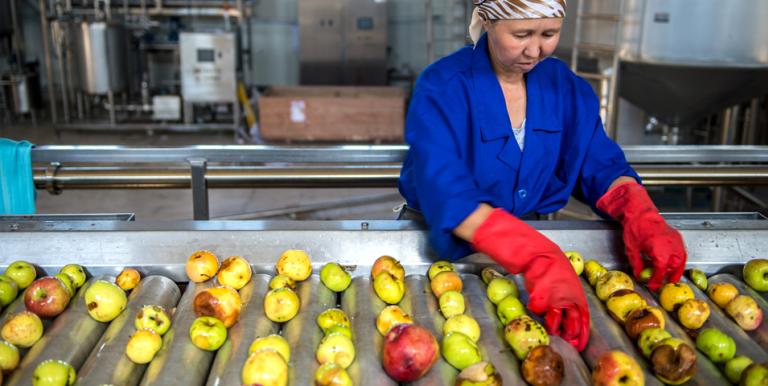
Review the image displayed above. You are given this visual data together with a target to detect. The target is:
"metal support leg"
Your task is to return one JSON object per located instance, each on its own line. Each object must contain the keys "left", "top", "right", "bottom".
{"left": 189, "top": 158, "right": 209, "bottom": 220}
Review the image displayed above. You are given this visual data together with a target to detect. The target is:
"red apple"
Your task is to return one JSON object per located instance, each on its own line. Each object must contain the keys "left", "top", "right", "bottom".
{"left": 382, "top": 324, "right": 439, "bottom": 382}
{"left": 24, "top": 276, "right": 71, "bottom": 318}
{"left": 592, "top": 350, "right": 644, "bottom": 386}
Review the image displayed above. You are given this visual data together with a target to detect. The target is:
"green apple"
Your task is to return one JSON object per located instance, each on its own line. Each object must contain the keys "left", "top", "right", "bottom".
{"left": 636, "top": 327, "right": 671, "bottom": 358}
{"left": 1, "top": 311, "right": 43, "bottom": 348}
{"left": 584, "top": 260, "right": 607, "bottom": 287}
{"left": 373, "top": 271, "right": 405, "bottom": 305}
{"left": 32, "top": 359, "right": 75, "bottom": 386}
{"left": 0, "top": 274, "right": 19, "bottom": 306}
{"left": 84, "top": 280, "right": 127, "bottom": 322}
{"left": 441, "top": 331, "right": 482, "bottom": 371}
{"left": 326, "top": 324, "right": 352, "bottom": 339}
{"left": 564, "top": 251, "right": 584, "bottom": 275}
{"left": 695, "top": 327, "right": 736, "bottom": 363}
{"left": 0, "top": 339, "right": 20, "bottom": 371}
{"left": 125, "top": 329, "right": 163, "bottom": 364}
{"left": 5, "top": 261, "right": 36, "bottom": 289}
{"left": 438, "top": 290, "right": 465, "bottom": 319}
{"left": 320, "top": 263, "right": 352, "bottom": 292}
{"left": 596, "top": 271, "right": 634, "bottom": 301}
{"left": 480, "top": 267, "right": 503, "bottom": 285}
{"left": 740, "top": 363, "right": 768, "bottom": 386}
{"left": 316, "top": 332, "right": 355, "bottom": 369}
{"left": 248, "top": 334, "right": 291, "bottom": 362}
{"left": 443, "top": 314, "right": 481, "bottom": 342}
{"left": 486, "top": 278, "right": 518, "bottom": 305}
{"left": 53, "top": 274, "right": 74, "bottom": 297}
{"left": 316, "top": 308, "right": 351, "bottom": 334}
{"left": 263, "top": 287, "right": 300, "bottom": 323}
{"left": 135, "top": 305, "right": 172, "bottom": 336}
{"left": 59, "top": 264, "right": 87, "bottom": 289}
{"left": 724, "top": 355, "right": 753, "bottom": 384}
{"left": 639, "top": 268, "right": 653, "bottom": 283}
{"left": 242, "top": 349, "right": 288, "bottom": 386}
{"left": 268, "top": 274, "right": 296, "bottom": 291}
{"left": 688, "top": 269, "right": 708, "bottom": 291}
{"left": 428, "top": 261, "right": 455, "bottom": 280}
{"left": 189, "top": 316, "right": 227, "bottom": 351}
{"left": 315, "top": 362, "right": 353, "bottom": 386}
{"left": 743, "top": 259, "right": 768, "bottom": 292}
{"left": 503, "top": 316, "right": 549, "bottom": 360}
{"left": 496, "top": 295, "right": 526, "bottom": 325}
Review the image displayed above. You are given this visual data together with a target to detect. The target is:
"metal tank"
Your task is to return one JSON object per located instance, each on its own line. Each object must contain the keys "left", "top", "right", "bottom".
{"left": 73, "top": 21, "right": 127, "bottom": 95}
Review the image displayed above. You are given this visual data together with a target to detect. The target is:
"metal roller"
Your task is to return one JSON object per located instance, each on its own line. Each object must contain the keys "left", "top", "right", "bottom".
{"left": 282, "top": 275, "right": 337, "bottom": 385}
{"left": 580, "top": 279, "right": 664, "bottom": 386}
{"left": 401, "top": 274, "right": 457, "bottom": 386}
{"left": 139, "top": 281, "right": 215, "bottom": 386}
{"left": 77, "top": 275, "right": 182, "bottom": 386}
{"left": 341, "top": 276, "right": 398, "bottom": 386}
{"left": 633, "top": 281, "right": 730, "bottom": 385}
{"left": 205, "top": 274, "right": 277, "bottom": 386}
{"left": 707, "top": 274, "right": 768, "bottom": 349}
{"left": 550, "top": 336, "right": 593, "bottom": 386}
{"left": 5, "top": 276, "right": 116, "bottom": 386}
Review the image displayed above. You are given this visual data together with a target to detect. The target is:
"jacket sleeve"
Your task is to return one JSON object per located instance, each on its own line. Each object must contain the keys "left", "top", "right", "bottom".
{"left": 405, "top": 83, "right": 496, "bottom": 261}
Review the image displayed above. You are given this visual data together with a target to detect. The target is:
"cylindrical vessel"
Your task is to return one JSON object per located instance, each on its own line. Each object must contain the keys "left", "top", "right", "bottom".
{"left": 72, "top": 21, "right": 127, "bottom": 94}
{"left": 77, "top": 276, "right": 182, "bottom": 386}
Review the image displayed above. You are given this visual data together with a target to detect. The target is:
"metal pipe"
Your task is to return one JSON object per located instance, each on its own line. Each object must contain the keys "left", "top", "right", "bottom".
{"left": 425, "top": 0, "right": 434, "bottom": 64}
{"left": 39, "top": 0, "right": 58, "bottom": 123}
{"left": 9, "top": 0, "right": 24, "bottom": 71}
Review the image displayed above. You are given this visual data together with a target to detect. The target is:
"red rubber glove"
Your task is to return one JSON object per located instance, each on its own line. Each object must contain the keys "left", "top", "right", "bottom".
{"left": 597, "top": 181, "right": 687, "bottom": 292}
{"left": 471, "top": 208, "right": 590, "bottom": 351}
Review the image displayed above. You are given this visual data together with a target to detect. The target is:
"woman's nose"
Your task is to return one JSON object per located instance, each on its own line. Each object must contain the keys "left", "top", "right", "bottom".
{"left": 524, "top": 38, "right": 541, "bottom": 58}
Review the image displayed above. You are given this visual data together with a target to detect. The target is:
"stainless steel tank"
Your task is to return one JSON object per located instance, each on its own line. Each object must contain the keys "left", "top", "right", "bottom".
{"left": 73, "top": 21, "right": 127, "bottom": 95}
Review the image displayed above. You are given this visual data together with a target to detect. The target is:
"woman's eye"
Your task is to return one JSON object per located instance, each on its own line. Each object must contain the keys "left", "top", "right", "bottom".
{"left": 513, "top": 33, "right": 530, "bottom": 38}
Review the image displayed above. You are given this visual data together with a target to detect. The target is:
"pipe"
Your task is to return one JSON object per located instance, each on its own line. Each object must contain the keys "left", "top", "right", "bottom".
{"left": 39, "top": 0, "right": 59, "bottom": 123}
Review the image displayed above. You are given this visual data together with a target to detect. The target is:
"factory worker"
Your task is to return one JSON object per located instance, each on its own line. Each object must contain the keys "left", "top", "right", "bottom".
{"left": 398, "top": 0, "right": 687, "bottom": 350}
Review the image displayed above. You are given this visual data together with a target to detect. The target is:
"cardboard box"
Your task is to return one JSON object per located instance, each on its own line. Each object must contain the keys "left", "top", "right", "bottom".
{"left": 258, "top": 86, "right": 405, "bottom": 142}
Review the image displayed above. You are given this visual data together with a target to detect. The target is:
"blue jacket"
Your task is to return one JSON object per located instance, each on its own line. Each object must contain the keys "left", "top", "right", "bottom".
{"left": 398, "top": 34, "right": 639, "bottom": 261}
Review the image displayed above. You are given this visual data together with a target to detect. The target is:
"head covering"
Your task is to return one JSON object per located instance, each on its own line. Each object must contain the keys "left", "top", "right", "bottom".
{"left": 469, "top": 0, "right": 566, "bottom": 45}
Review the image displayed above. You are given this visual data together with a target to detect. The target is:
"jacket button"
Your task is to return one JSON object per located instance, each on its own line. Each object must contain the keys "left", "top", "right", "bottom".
{"left": 518, "top": 189, "right": 527, "bottom": 199}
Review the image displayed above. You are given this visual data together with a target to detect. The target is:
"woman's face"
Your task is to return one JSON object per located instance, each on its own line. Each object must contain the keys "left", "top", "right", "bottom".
{"left": 484, "top": 18, "right": 563, "bottom": 74}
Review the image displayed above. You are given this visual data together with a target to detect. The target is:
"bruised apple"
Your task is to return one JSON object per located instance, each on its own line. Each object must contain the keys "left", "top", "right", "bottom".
{"left": 650, "top": 338, "right": 697, "bottom": 385}
{"left": 521, "top": 345, "right": 564, "bottom": 386}
{"left": 193, "top": 286, "right": 242, "bottom": 328}
{"left": 372, "top": 255, "right": 405, "bottom": 281}
{"left": 430, "top": 271, "right": 463, "bottom": 298}
{"left": 382, "top": 324, "right": 439, "bottom": 382}
{"left": 454, "top": 361, "right": 502, "bottom": 386}
{"left": 376, "top": 305, "right": 413, "bottom": 336}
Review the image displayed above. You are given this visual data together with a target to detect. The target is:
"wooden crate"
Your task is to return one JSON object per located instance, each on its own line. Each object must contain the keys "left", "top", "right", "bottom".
{"left": 258, "top": 86, "right": 405, "bottom": 142}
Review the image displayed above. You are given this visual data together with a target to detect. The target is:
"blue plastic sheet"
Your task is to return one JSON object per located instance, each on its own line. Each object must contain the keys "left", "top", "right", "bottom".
{"left": 0, "top": 138, "right": 36, "bottom": 214}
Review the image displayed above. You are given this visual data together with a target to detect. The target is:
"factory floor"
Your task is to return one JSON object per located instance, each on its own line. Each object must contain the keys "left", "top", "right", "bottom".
{"left": 1, "top": 121, "right": 765, "bottom": 221}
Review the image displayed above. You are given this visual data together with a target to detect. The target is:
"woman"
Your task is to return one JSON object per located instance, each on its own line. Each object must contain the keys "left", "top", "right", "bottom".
{"left": 398, "top": 0, "right": 687, "bottom": 350}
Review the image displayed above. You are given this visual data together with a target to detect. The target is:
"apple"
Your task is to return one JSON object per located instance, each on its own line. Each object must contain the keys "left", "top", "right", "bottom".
{"left": 486, "top": 277, "right": 518, "bottom": 305}
{"left": 32, "top": 359, "right": 75, "bottom": 386}
{"left": 640, "top": 268, "right": 653, "bottom": 283}
{"left": 135, "top": 305, "right": 172, "bottom": 335}
{"left": 743, "top": 259, "right": 768, "bottom": 292}
{"left": 624, "top": 306, "right": 665, "bottom": 340}
{"left": 126, "top": 328, "right": 162, "bottom": 364}
{"left": 376, "top": 305, "right": 413, "bottom": 336}
{"left": 5, "top": 261, "right": 36, "bottom": 289}
{"left": 316, "top": 332, "right": 355, "bottom": 369}
{"left": 740, "top": 363, "right": 768, "bottom": 386}
{"left": 320, "top": 263, "right": 351, "bottom": 293}
{"left": 382, "top": 324, "right": 439, "bottom": 382}
{"left": 495, "top": 295, "right": 526, "bottom": 325}
{"left": 84, "top": 280, "right": 127, "bottom": 322}
{"left": 53, "top": 274, "right": 74, "bottom": 297}
{"left": 480, "top": 267, "right": 504, "bottom": 285}
{"left": 441, "top": 331, "right": 482, "bottom": 371}
{"left": 115, "top": 268, "right": 141, "bottom": 291}
{"left": 707, "top": 282, "right": 740, "bottom": 309}
{"left": 564, "top": 251, "right": 584, "bottom": 275}
{"left": 326, "top": 324, "right": 352, "bottom": 339}
{"left": 185, "top": 250, "right": 220, "bottom": 283}
{"left": 724, "top": 355, "right": 753, "bottom": 384}
{"left": 58, "top": 264, "right": 86, "bottom": 289}
{"left": 591, "top": 350, "right": 644, "bottom": 386}
{"left": 316, "top": 308, "right": 351, "bottom": 334}
{"left": 443, "top": 314, "right": 481, "bottom": 342}
{"left": 584, "top": 260, "right": 608, "bottom": 287}
{"left": 268, "top": 274, "right": 296, "bottom": 291}
{"left": 217, "top": 256, "right": 252, "bottom": 290}
{"left": 248, "top": 334, "right": 290, "bottom": 362}
{"left": 650, "top": 338, "right": 698, "bottom": 385}
{"left": 373, "top": 271, "right": 405, "bottom": 305}
{"left": 659, "top": 282, "right": 695, "bottom": 312}
{"left": 371, "top": 255, "right": 405, "bottom": 281}
{"left": 276, "top": 249, "right": 312, "bottom": 282}
{"left": 430, "top": 271, "right": 463, "bottom": 298}
{"left": 1, "top": 311, "right": 43, "bottom": 347}
{"left": 521, "top": 345, "right": 564, "bottom": 386}
{"left": 189, "top": 316, "right": 227, "bottom": 351}
{"left": 439, "top": 290, "right": 465, "bottom": 319}
{"left": 725, "top": 295, "right": 763, "bottom": 331}
{"left": 596, "top": 271, "right": 634, "bottom": 301}
{"left": 314, "top": 362, "right": 352, "bottom": 386}
{"left": 504, "top": 316, "right": 549, "bottom": 360}
{"left": 688, "top": 269, "right": 708, "bottom": 291}
{"left": 454, "top": 361, "right": 502, "bottom": 386}
{"left": 637, "top": 327, "right": 672, "bottom": 357}
{"left": 428, "top": 261, "right": 455, "bottom": 280}
{"left": 263, "top": 287, "right": 300, "bottom": 323}
{"left": 241, "top": 349, "right": 288, "bottom": 386}
{"left": 0, "top": 274, "right": 19, "bottom": 306}
{"left": 0, "top": 339, "right": 20, "bottom": 371}
{"left": 193, "top": 286, "right": 242, "bottom": 328}
{"left": 24, "top": 276, "right": 71, "bottom": 318}
{"left": 695, "top": 327, "right": 735, "bottom": 363}
{"left": 677, "top": 299, "right": 710, "bottom": 330}
{"left": 605, "top": 289, "right": 647, "bottom": 324}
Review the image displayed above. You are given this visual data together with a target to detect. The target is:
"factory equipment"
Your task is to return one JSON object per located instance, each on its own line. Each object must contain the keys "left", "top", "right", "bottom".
{"left": 179, "top": 32, "right": 238, "bottom": 124}
{"left": 72, "top": 21, "right": 128, "bottom": 95}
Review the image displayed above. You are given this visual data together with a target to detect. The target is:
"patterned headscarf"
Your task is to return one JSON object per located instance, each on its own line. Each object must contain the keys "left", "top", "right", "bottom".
{"left": 469, "top": 0, "right": 567, "bottom": 45}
